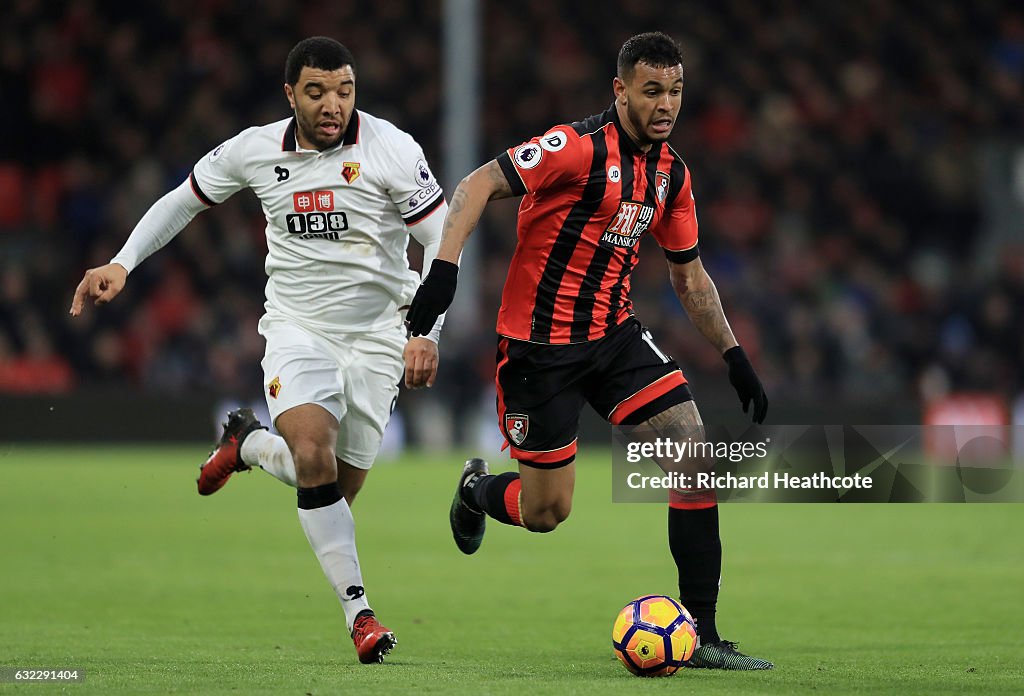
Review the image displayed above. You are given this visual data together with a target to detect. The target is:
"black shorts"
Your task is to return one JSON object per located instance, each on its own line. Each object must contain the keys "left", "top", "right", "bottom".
{"left": 495, "top": 318, "right": 692, "bottom": 468}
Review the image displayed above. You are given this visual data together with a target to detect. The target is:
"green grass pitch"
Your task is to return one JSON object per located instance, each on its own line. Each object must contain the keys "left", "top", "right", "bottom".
{"left": 1, "top": 445, "right": 1022, "bottom": 694}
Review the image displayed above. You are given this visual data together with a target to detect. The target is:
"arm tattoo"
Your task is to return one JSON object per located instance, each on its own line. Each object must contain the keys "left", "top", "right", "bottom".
{"left": 486, "top": 159, "right": 514, "bottom": 200}
{"left": 447, "top": 186, "right": 468, "bottom": 220}
{"left": 437, "top": 160, "right": 507, "bottom": 254}
{"left": 439, "top": 186, "right": 478, "bottom": 248}
{"left": 673, "top": 264, "right": 736, "bottom": 355}
{"left": 436, "top": 159, "right": 518, "bottom": 259}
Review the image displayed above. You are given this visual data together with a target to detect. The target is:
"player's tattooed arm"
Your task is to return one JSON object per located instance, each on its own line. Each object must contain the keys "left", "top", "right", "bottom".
{"left": 667, "top": 257, "right": 739, "bottom": 356}
{"left": 484, "top": 159, "right": 514, "bottom": 200}
{"left": 436, "top": 159, "right": 515, "bottom": 263}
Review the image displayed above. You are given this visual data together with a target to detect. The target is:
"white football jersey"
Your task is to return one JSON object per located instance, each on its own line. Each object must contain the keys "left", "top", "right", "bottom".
{"left": 190, "top": 111, "right": 445, "bottom": 334}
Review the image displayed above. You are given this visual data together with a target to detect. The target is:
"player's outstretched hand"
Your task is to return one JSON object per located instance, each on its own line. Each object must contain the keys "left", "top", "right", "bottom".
{"left": 404, "top": 336, "right": 439, "bottom": 389}
{"left": 724, "top": 346, "right": 768, "bottom": 423}
{"left": 69, "top": 263, "right": 128, "bottom": 317}
{"left": 406, "top": 259, "right": 459, "bottom": 336}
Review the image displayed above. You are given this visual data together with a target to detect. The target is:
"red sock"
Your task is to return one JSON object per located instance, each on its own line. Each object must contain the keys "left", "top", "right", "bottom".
{"left": 668, "top": 488, "right": 718, "bottom": 509}
{"left": 470, "top": 472, "right": 525, "bottom": 527}
{"left": 503, "top": 477, "right": 523, "bottom": 526}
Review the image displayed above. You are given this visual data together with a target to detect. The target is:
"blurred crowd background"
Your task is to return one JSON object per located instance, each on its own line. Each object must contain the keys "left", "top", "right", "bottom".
{"left": 2, "top": 0, "right": 1023, "bottom": 442}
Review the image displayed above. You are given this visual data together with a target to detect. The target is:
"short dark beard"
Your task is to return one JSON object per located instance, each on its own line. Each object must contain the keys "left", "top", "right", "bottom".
{"left": 296, "top": 112, "right": 343, "bottom": 150}
{"left": 625, "top": 105, "right": 655, "bottom": 147}
{"left": 628, "top": 103, "right": 671, "bottom": 145}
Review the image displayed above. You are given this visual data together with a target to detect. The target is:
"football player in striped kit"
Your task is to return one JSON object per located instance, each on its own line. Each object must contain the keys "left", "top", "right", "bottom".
{"left": 408, "top": 32, "right": 772, "bottom": 670}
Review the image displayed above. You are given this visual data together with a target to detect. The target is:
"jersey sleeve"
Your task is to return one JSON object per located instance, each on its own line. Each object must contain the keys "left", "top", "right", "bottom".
{"left": 384, "top": 132, "right": 445, "bottom": 226}
{"left": 495, "top": 125, "right": 586, "bottom": 196}
{"left": 109, "top": 178, "right": 208, "bottom": 273}
{"left": 189, "top": 130, "right": 249, "bottom": 206}
{"left": 651, "top": 163, "right": 700, "bottom": 263}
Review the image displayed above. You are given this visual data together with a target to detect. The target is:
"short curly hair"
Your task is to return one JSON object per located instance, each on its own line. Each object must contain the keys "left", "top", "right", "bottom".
{"left": 285, "top": 37, "right": 356, "bottom": 86}
{"left": 617, "top": 32, "right": 684, "bottom": 79}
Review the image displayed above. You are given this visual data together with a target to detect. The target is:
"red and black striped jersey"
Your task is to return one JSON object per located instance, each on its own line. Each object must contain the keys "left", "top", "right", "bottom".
{"left": 495, "top": 105, "right": 699, "bottom": 344}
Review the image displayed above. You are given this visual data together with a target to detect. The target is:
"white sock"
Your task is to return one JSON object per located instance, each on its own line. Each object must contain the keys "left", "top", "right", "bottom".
{"left": 241, "top": 430, "right": 297, "bottom": 487}
{"left": 297, "top": 498, "right": 371, "bottom": 632}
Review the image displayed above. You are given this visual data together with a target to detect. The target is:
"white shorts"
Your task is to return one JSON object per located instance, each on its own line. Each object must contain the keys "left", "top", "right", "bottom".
{"left": 258, "top": 316, "right": 405, "bottom": 469}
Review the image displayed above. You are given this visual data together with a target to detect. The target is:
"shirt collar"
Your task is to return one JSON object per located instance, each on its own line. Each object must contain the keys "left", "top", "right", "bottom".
{"left": 281, "top": 110, "right": 360, "bottom": 152}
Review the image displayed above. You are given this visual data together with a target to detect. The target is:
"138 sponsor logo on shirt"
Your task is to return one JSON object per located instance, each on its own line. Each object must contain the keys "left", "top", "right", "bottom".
{"left": 286, "top": 190, "right": 349, "bottom": 240}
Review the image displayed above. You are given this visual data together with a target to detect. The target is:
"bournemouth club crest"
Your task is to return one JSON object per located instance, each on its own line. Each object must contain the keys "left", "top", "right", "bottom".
{"left": 656, "top": 172, "right": 670, "bottom": 203}
{"left": 505, "top": 414, "right": 529, "bottom": 446}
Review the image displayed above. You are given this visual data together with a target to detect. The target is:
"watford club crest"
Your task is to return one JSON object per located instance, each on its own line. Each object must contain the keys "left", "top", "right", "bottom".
{"left": 505, "top": 414, "right": 529, "bottom": 446}
{"left": 341, "top": 161, "right": 361, "bottom": 184}
{"left": 268, "top": 376, "right": 282, "bottom": 399}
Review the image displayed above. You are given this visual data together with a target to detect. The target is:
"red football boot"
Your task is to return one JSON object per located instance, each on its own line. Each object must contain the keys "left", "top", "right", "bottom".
{"left": 197, "top": 408, "right": 266, "bottom": 496}
{"left": 351, "top": 612, "right": 397, "bottom": 664}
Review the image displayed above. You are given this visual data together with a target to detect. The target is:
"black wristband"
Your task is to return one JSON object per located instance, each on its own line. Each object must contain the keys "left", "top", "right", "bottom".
{"left": 428, "top": 258, "right": 459, "bottom": 281}
{"left": 723, "top": 345, "right": 747, "bottom": 365}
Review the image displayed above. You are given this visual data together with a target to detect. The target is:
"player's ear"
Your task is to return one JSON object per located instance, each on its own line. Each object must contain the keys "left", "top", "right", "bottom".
{"left": 284, "top": 83, "right": 296, "bottom": 109}
{"left": 613, "top": 76, "right": 627, "bottom": 105}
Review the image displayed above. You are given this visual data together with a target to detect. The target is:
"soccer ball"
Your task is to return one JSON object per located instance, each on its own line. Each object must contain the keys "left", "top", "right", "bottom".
{"left": 612, "top": 595, "right": 698, "bottom": 676}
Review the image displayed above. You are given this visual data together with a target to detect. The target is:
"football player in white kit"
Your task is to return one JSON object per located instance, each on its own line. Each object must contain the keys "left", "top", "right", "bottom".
{"left": 69, "top": 37, "right": 449, "bottom": 664}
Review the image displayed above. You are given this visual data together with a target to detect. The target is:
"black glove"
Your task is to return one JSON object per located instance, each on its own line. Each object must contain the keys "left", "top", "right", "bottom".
{"left": 724, "top": 346, "right": 768, "bottom": 423}
{"left": 406, "top": 259, "right": 459, "bottom": 336}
